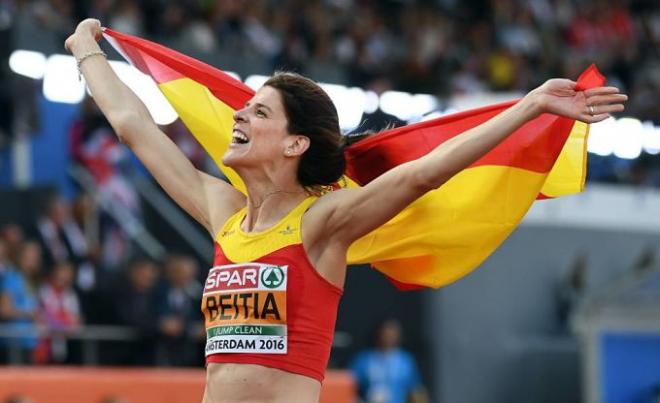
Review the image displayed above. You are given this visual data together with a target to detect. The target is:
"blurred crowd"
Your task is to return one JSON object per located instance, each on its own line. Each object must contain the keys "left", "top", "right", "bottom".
{"left": 0, "top": 193, "right": 205, "bottom": 366}
{"left": 0, "top": 0, "right": 657, "bottom": 185}
{"left": 10, "top": 0, "right": 656, "bottom": 108}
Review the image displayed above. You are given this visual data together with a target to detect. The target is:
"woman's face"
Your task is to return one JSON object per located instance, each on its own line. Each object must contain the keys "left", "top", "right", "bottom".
{"left": 130, "top": 263, "right": 158, "bottom": 292}
{"left": 222, "top": 86, "right": 294, "bottom": 169}
{"left": 18, "top": 243, "right": 41, "bottom": 275}
{"left": 52, "top": 263, "right": 74, "bottom": 288}
{"left": 376, "top": 320, "right": 401, "bottom": 350}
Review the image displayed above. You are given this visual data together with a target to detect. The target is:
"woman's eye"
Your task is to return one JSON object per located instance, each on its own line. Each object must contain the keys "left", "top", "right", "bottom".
{"left": 256, "top": 110, "right": 266, "bottom": 117}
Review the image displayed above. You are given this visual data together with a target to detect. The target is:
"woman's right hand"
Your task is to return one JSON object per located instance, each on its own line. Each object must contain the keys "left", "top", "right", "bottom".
{"left": 64, "top": 18, "right": 103, "bottom": 53}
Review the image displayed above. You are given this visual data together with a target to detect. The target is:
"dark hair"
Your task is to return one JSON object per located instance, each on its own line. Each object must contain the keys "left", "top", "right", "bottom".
{"left": 264, "top": 72, "right": 345, "bottom": 192}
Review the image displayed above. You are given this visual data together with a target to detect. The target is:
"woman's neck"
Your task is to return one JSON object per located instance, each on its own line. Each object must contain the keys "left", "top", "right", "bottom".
{"left": 242, "top": 181, "right": 308, "bottom": 233}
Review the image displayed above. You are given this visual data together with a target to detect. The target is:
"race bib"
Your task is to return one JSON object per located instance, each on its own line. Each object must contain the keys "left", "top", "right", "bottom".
{"left": 202, "top": 263, "right": 287, "bottom": 355}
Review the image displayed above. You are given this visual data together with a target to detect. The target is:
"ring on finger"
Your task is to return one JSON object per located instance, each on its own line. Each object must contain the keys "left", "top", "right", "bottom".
{"left": 588, "top": 105, "right": 595, "bottom": 116}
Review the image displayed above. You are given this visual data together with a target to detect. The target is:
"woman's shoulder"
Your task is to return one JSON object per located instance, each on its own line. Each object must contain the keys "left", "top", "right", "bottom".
{"left": 302, "top": 190, "right": 345, "bottom": 227}
{"left": 307, "top": 188, "right": 349, "bottom": 211}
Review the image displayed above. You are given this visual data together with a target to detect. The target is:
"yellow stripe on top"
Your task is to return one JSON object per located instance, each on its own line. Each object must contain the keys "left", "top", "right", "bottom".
{"left": 216, "top": 197, "right": 318, "bottom": 263}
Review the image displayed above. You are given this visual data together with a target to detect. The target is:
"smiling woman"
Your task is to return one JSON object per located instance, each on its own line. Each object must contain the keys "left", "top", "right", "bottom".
{"left": 225, "top": 73, "right": 346, "bottom": 196}
{"left": 64, "top": 17, "right": 627, "bottom": 403}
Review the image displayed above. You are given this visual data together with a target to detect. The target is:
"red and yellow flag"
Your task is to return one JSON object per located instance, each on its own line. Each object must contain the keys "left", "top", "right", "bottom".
{"left": 103, "top": 28, "right": 602, "bottom": 289}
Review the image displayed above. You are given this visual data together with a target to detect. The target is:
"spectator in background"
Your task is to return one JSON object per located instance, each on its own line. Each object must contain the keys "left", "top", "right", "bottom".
{"left": 35, "top": 195, "right": 86, "bottom": 267}
{"left": 0, "top": 224, "right": 25, "bottom": 267}
{"left": 557, "top": 252, "right": 589, "bottom": 332}
{"left": 107, "top": 0, "right": 143, "bottom": 37}
{"left": 155, "top": 254, "right": 204, "bottom": 367}
{"left": 37, "top": 261, "right": 82, "bottom": 364}
{"left": 34, "top": 193, "right": 97, "bottom": 294}
{"left": 70, "top": 193, "right": 101, "bottom": 288}
{"left": 29, "top": 0, "right": 75, "bottom": 44}
{"left": 35, "top": 195, "right": 70, "bottom": 268}
{"left": 68, "top": 192, "right": 109, "bottom": 321}
{"left": 357, "top": 76, "right": 406, "bottom": 134}
{"left": 351, "top": 318, "right": 428, "bottom": 403}
{"left": 0, "top": 241, "right": 42, "bottom": 364}
{"left": 113, "top": 259, "right": 159, "bottom": 365}
{"left": 339, "top": 5, "right": 398, "bottom": 87}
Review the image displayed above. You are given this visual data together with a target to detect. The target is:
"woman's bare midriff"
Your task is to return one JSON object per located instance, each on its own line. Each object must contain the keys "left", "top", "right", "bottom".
{"left": 203, "top": 362, "right": 321, "bottom": 403}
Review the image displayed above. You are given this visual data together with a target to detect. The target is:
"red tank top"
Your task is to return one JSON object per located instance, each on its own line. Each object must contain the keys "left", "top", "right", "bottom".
{"left": 201, "top": 196, "right": 343, "bottom": 382}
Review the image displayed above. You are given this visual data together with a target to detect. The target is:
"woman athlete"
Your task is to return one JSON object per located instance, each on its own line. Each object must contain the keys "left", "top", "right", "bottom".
{"left": 66, "top": 18, "right": 626, "bottom": 403}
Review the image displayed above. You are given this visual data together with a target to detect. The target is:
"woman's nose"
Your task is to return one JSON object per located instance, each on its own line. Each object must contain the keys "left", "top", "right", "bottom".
{"left": 233, "top": 108, "right": 247, "bottom": 122}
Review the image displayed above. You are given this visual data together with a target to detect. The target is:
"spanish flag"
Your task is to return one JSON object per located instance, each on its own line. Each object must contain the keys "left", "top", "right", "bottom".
{"left": 102, "top": 28, "right": 603, "bottom": 289}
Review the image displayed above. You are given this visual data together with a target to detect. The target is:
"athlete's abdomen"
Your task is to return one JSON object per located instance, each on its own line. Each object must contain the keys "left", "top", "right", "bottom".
{"left": 203, "top": 362, "right": 321, "bottom": 403}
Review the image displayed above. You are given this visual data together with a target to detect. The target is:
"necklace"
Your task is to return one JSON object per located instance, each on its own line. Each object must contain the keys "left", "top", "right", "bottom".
{"left": 251, "top": 189, "right": 306, "bottom": 209}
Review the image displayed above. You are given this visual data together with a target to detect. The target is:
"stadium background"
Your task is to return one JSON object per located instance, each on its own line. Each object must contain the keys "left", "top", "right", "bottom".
{"left": 0, "top": 0, "right": 659, "bottom": 402}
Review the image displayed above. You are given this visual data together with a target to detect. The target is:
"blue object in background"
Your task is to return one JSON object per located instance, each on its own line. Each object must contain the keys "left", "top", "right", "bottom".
{"left": 31, "top": 96, "right": 78, "bottom": 197}
{"left": 602, "top": 331, "right": 660, "bottom": 403}
{"left": 0, "top": 96, "right": 79, "bottom": 197}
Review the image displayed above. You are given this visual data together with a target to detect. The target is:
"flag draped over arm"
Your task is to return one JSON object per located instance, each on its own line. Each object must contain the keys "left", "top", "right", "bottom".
{"left": 102, "top": 28, "right": 603, "bottom": 289}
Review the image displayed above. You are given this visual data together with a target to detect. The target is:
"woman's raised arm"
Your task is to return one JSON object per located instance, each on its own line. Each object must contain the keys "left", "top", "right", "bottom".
{"left": 65, "top": 19, "right": 244, "bottom": 236}
{"left": 313, "top": 78, "right": 627, "bottom": 247}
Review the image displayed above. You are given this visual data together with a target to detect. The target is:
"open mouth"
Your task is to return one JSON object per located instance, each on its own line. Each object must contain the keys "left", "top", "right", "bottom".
{"left": 231, "top": 130, "right": 249, "bottom": 144}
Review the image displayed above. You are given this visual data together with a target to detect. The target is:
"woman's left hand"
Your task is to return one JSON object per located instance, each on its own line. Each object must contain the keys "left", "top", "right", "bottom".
{"left": 528, "top": 79, "right": 628, "bottom": 123}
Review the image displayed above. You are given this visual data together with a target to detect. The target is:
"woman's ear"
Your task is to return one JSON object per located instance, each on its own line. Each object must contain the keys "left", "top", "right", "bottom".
{"left": 284, "top": 135, "right": 310, "bottom": 157}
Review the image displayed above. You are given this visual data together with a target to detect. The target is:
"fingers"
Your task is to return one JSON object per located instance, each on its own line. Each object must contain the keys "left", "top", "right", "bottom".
{"left": 587, "top": 93, "right": 628, "bottom": 106}
{"left": 550, "top": 78, "right": 577, "bottom": 88}
{"left": 585, "top": 91, "right": 627, "bottom": 121}
{"left": 584, "top": 86, "right": 622, "bottom": 97}
{"left": 587, "top": 104, "right": 625, "bottom": 116}
{"left": 64, "top": 35, "right": 73, "bottom": 52}
{"left": 75, "top": 18, "right": 101, "bottom": 35}
{"left": 580, "top": 101, "right": 625, "bottom": 123}
{"left": 66, "top": 19, "right": 103, "bottom": 51}
{"left": 81, "top": 18, "right": 101, "bottom": 27}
